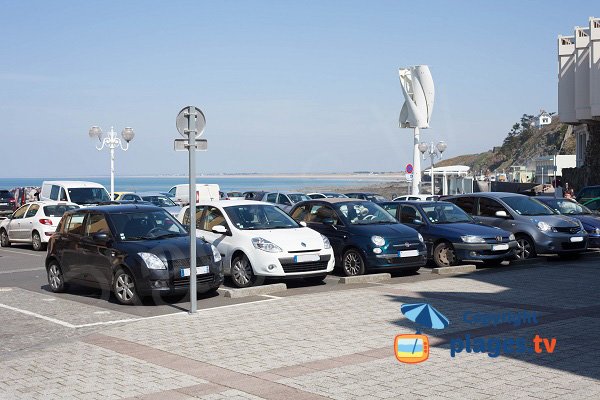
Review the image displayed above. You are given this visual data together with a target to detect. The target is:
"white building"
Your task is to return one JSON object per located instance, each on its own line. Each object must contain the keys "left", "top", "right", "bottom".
{"left": 533, "top": 155, "right": 576, "bottom": 184}
{"left": 422, "top": 165, "right": 473, "bottom": 196}
{"left": 532, "top": 110, "right": 552, "bottom": 128}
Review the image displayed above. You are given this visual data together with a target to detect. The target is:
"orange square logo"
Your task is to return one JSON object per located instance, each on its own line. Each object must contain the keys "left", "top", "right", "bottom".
{"left": 394, "top": 334, "right": 429, "bottom": 364}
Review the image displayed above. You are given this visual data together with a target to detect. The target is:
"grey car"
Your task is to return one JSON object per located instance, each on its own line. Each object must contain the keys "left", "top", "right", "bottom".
{"left": 445, "top": 192, "right": 588, "bottom": 259}
{"left": 261, "top": 192, "right": 311, "bottom": 213}
{"left": 119, "top": 192, "right": 182, "bottom": 216}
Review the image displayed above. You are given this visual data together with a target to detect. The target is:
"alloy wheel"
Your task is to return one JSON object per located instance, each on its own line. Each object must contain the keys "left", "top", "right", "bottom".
{"left": 232, "top": 258, "right": 252, "bottom": 286}
{"left": 343, "top": 251, "right": 363, "bottom": 276}
{"left": 48, "top": 264, "right": 63, "bottom": 291}
{"left": 0, "top": 230, "right": 9, "bottom": 247}
{"left": 115, "top": 274, "right": 135, "bottom": 302}
{"left": 516, "top": 238, "right": 532, "bottom": 259}
{"left": 32, "top": 232, "right": 42, "bottom": 251}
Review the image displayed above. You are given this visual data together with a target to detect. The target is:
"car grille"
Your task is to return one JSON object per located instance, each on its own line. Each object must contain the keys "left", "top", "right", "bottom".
{"left": 279, "top": 255, "right": 331, "bottom": 273}
{"left": 483, "top": 236, "right": 510, "bottom": 243}
{"left": 391, "top": 241, "right": 421, "bottom": 250}
{"left": 384, "top": 256, "right": 424, "bottom": 264}
{"left": 170, "top": 257, "right": 214, "bottom": 286}
{"left": 288, "top": 249, "right": 321, "bottom": 253}
{"left": 554, "top": 226, "right": 581, "bottom": 234}
{"left": 173, "top": 274, "right": 215, "bottom": 287}
{"left": 561, "top": 241, "right": 586, "bottom": 250}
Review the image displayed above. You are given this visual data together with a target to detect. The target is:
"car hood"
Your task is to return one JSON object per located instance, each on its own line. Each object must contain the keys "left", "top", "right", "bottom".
{"left": 348, "top": 223, "right": 419, "bottom": 240}
{"left": 241, "top": 227, "right": 324, "bottom": 252}
{"left": 571, "top": 215, "right": 600, "bottom": 229}
{"left": 116, "top": 235, "right": 211, "bottom": 259}
{"left": 428, "top": 222, "right": 509, "bottom": 238}
{"left": 527, "top": 214, "right": 580, "bottom": 227}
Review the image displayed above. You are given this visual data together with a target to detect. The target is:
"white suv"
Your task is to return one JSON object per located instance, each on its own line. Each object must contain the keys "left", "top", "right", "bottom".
{"left": 0, "top": 201, "right": 79, "bottom": 250}
{"left": 178, "top": 200, "right": 335, "bottom": 287}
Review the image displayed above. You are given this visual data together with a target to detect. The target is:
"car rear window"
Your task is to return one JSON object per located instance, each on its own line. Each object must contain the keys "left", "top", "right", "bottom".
{"left": 43, "top": 205, "right": 79, "bottom": 217}
{"left": 0, "top": 191, "right": 13, "bottom": 200}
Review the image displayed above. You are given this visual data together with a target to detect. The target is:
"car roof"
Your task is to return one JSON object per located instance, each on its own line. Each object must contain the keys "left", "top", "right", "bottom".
{"left": 395, "top": 200, "right": 452, "bottom": 206}
{"left": 27, "top": 200, "right": 79, "bottom": 206}
{"left": 73, "top": 204, "right": 162, "bottom": 213}
{"left": 133, "top": 192, "right": 171, "bottom": 196}
{"left": 188, "top": 200, "right": 268, "bottom": 208}
{"left": 447, "top": 192, "right": 527, "bottom": 199}
{"left": 301, "top": 198, "right": 368, "bottom": 204}
{"left": 42, "top": 180, "right": 106, "bottom": 188}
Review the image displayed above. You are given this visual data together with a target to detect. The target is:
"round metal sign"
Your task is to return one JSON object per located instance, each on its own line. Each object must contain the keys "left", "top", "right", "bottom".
{"left": 406, "top": 164, "right": 414, "bottom": 174}
{"left": 176, "top": 106, "right": 206, "bottom": 137}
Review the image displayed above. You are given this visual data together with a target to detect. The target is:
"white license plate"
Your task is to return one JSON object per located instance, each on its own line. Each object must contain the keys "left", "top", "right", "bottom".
{"left": 293, "top": 254, "right": 320, "bottom": 263}
{"left": 492, "top": 244, "right": 509, "bottom": 251}
{"left": 180, "top": 266, "right": 209, "bottom": 277}
{"left": 0, "top": 203, "right": 7, "bottom": 206}
{"left": 570, "top": 236, "right": 584, "bottom": 243}
{"left": 398, "top": 250, "right": 419, "bottom": 258}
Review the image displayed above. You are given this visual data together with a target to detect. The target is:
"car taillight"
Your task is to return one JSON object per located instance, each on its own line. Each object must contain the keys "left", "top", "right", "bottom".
{"left": 39, "top": 219, "right": 53, "bottom": 226}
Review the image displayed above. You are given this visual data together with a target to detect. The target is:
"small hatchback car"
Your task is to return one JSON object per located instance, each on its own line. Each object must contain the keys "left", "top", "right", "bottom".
{"left": 45, "top": 204, "right": 223, "bottom": 305}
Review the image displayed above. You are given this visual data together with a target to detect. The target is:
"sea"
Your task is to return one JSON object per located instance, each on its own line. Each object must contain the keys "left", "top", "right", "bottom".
{"left": 0, "top": 176, "right": 400, "bottom": 193}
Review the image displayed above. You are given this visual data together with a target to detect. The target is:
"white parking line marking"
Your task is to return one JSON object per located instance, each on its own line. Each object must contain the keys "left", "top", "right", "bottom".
{"left": 0, "top": 249, "right": 44, "bottom": 257}
{"left": 0, "top": 267, "right": 45, "bottom": 274}
{"left": 260, "top": 294, "right": 282, "bottom": 299}
{"left": 0, "top": 303, "right": 77, "bottom": 328}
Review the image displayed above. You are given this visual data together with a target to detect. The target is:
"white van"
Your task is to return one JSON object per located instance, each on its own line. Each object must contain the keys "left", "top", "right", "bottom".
{"left": 40, "top": 181, "right": 111, "bottom": 206}
{"left": 168, "top": 184, "right": 220, "bottom": 206}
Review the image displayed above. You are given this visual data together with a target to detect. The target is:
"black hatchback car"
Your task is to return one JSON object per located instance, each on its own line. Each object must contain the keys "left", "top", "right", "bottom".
{"left": 0, "top": 190, "right": 16, "bottom": 217}
{"left": 46, "top": 204, "right": 223, "bottom": 304}
{"left": 290, "top": 199, "right": 426, "bottom": 276}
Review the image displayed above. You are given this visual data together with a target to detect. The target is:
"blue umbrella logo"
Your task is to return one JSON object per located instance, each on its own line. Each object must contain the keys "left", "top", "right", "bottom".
{"left": 401, "top": 303, "right": 450, "bottom": 333}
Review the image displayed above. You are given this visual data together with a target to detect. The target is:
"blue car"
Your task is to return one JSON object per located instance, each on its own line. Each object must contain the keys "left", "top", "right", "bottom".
{"left": 289, "top": 199, "right": 427, "bottom": 276}
{"left": 379, "top": 201, "right": 518, "bottom": 267}
{"left": 536, "top": 196, "right": 600, "bottom": 248}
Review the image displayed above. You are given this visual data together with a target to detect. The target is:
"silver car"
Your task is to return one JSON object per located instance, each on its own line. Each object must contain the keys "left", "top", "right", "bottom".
{"left": 119, "top": 192, "right": 182, "bottom": 216}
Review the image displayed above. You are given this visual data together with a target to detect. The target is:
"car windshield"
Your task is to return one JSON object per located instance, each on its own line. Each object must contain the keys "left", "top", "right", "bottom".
{"left": 540, "top": 198, "right": 591, "bottom": 215}
{"left": 0, "top": 192, "right": 12, "bottom": 200}
{"left": 141, "top": 195, "right": 177, "bottom": 207}
{"left": 421, "top": 203, "right": 472, "bottom": 224}
{"left": 324, "top": 193, "right": 346, "bottom": 198}
{"left": 336, "top": 202, "right": 397, "bottom": 225}
{"left": 109, "top": 210, "right": 187, "bottom": 240}
{"left": 502, "top": 196, "right": 554, "bottom": 216}
{"left": 43, "top": 205, "right": 79, "bottom": 217}
{"left": 68, "top": 188, "right": 110, "bottom": 205}
{"left": 225, "top": 204, "right": 300, "bottom": 230}
{"left": 366, "top": 194, "right": 387, "bottom": 202}
{"left": 288, "top": 194, "right": 311, "bottom": 203}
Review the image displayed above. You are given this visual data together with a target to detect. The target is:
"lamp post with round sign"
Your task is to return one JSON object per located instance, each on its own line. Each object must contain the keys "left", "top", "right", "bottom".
{"left": 89, "top": 126, "right": 135, "bottom": 199}
{"left": 419, "top": 141, "right": 447, "bottom": 195}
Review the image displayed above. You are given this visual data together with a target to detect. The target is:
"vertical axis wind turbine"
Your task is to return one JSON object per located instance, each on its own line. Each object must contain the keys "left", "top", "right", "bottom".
{"left": 399, "top": 66, "right": 435, "bottom": 195}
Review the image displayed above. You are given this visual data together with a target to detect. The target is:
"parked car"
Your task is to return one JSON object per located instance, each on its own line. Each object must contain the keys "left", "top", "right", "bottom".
{"left": 118, "top": 192, "right": 181, "bottom": 215}
{"left": 1, "top": 201, "right": 79, "bottom": 250}
{"left": 45, "top": 204, "right": 223, "bottom": 305}
{"left": 261, "top": 191, "right": 311, "bottom": 213}
{"left": 536, "top": 196, "right": 600, "bottom": 248}
{"left": 244, "top": 191, "right": 267, "bottom": 201}
{"left": 393, "top": 195, "right": 440, "bottom": 201}
{"left": 445, "top": 193, "right": 588, "bottom": 259}
{"left": 0, "top": 190, "right": 16, "bottom": 217}
{"left": 380, "top": 201, "right": 517, "bottom": 267}
{"left": 307, "top": 192, "right": 349, "bottom": 199}
{"left": 576, "top": 185, "right": 600, "bottom": 204}
{"left": 220, "top": 191, "right": 245, "bottom": 199}
{"left": 177, "top": 200, "right": 334, "bottom": 288}
{"left": 40, "top": 181, "right": 110, "bottom": 206}
{"left": 113, "top": 191, "right": 131, "bottom": 200}
{"left": 582, "top": 197, "right": 600, "bottom": 212}
{"left": 167, "top": 184, "right": 220, "bottom": 206}
{"left": 345, "top": 192, "right": 387, "bottom": 202}
{"left": 290, "top": 199, "right": 426, "bottom": 276}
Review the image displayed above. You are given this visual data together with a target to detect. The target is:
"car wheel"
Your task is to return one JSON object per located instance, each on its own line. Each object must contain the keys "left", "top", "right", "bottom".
{"left": 433, "top": 242, "right": 457, "bottom": 267}
{"left": 342, "top": 249, "right": 366, "bottom": 276}
{"left": 515, "top": 235, "right": 536, "bottom": 260}
{"left": 32, "top": 231, "right": 44, "bottom": 251}
{"left": 47, "top": 262, "right": 67, "bottom": 293}
{"left": 113, "top": 268, "right": 139, "bottom": 305}
{"left": 231, "top": 254, "right": 263, "bottom": 288}
{"left": 303, "top": 275, "right": 327, "bottom": 284}
{"left": 0, "top": 229, "right": 10, "bottom": 247}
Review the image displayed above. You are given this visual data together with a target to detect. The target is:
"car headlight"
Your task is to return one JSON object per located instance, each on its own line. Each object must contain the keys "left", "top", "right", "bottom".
{"left": 371, "top": 235, "right": 385, "bottom": 247}
{"left": 251, "top": 237, "right": 282, "bottom": 253}
{"left": 210, "top": 244, "right": 222, "bottom": 263}
{"left": 138, "top": 252, "right": 166, "bottom": 270}
{"left": 321, "top": 234, "right": 331, "bottom": 249}
{"left": 595, "top": 228, "right": 600, "bottom": 235}
{"left": 509, "top": 233, "right": 516, "bottom": 241}
{"left": 418, "top": 233, "right": 424, "bottom": 243}
{"left": 536, "top": 221, "right": 552, "bottom": 232}
{"left": 460, "top": 235, "right": 486, "bottom": 243}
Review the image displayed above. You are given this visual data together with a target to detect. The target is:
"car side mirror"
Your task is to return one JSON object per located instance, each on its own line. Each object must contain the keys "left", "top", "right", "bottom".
{"left": 299, "top": 221, "right": 307, "bottom": 227}
{"left": 495, "top": 210, "right": 509, "bottom": 218}
{"left": 212, "top": 225, "right": 228, "bottom": 234}
{"left": 322, "top": 218, "right": 335, "bottom": 226}
{"left": 413, "top": 219, "right": 424, "bottom": 225}
{"left": 92, "top": 232, "right": 110, "bottom": 243}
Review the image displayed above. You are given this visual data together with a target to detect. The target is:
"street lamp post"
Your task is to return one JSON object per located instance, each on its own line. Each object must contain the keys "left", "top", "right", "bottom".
{"left": 419, "top": 141, "right": 447, "bottom": 195}
{"left": 89, "top": 126, "right": 135, "bottom": 199}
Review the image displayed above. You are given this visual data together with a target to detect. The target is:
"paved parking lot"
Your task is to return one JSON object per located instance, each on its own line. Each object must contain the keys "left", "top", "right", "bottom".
{"left": 1, "top": 245, "right": 599, "bottom": 399}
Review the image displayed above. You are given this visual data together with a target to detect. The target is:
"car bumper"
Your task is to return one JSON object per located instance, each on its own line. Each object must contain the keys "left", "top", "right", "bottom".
{"left": 453, "top": 241, "right": 518, "bottom": 261}
{"left": 136, "top": 260, "right": 224, "bottom": 296}
{"left": 249, "top": 248, "right": 335, "bottom": 277}
{"left": 366, "top": 248, "right": 428, "bottom": 269}
{"left": 534, "top": 232, "right": 588, "bottom": 254}
{"left": 586, "top": 234, "right": 600, "bottom": 248}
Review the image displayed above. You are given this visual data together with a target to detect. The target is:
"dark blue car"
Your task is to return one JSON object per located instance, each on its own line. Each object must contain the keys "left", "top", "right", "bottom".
{"left": 289, "top": 199, "right": 426, "bottom": 276}
{"left": 536, "top": 197, "right": 600, "bottom": 248}
{"left": 379, "top": 201, "right": 518, "bottom": 267}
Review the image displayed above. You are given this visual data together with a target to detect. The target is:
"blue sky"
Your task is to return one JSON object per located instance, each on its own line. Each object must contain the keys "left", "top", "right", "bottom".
{"left": 0, "top": 0, "right": 596, "bottom": 177}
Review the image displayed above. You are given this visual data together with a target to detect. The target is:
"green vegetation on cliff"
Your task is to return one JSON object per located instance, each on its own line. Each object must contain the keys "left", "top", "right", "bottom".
{"left": 437, "top": 115, "right": 575, "bottom": 173}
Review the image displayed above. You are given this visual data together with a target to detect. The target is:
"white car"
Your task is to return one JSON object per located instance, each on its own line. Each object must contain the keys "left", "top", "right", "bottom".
{"left": 0, "top": 201, "right": 79, "bottom": 251}
{"left": 393, "top": 195, "right": 440, "bottom": 201}
{"left": 177, "top": 200, "right": 335, "bottom": 288}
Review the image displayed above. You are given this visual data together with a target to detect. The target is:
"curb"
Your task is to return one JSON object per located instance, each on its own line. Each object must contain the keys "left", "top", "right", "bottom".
{"left": 432, "top": 265, "right": 476, "bottom": 275}
{"left": 338, "top": 273, "right": 391, "bottom": 284}
{"left": 218, "top": 283, "right": 287, "bottom": 298}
